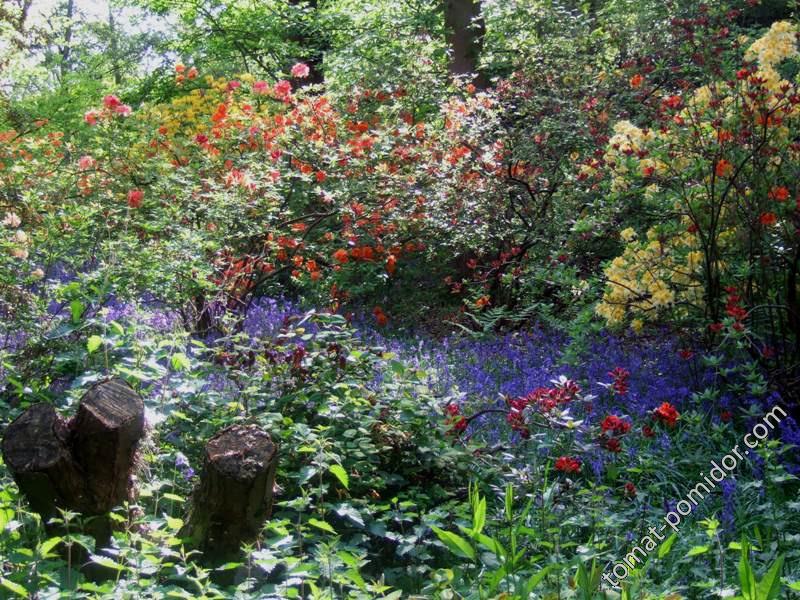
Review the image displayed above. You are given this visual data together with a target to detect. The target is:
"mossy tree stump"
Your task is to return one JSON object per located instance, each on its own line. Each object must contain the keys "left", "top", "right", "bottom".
{"left": 1, "top": 379, "right": 144, "bottom": 547}
{"left": 181, "top": 424, "right": 278, "bottom": 562}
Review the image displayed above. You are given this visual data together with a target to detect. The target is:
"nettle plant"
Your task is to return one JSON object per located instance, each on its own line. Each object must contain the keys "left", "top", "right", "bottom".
{"left": 595, "top": 16, "right": 800, "bottom": 368}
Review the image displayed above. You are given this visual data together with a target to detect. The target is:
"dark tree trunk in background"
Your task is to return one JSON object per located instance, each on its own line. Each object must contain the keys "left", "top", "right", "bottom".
{"left": 181, "top": 424, "right": 278, "bottom": 563}
{"left": 739, "top": 0, "right": 792, "bottom": 26}
{"left": 1, "top": 379, "right": 145, "bottom": 548}
{"left": 59, "top": 0, "right": 75, "bottom": 79}
{"left": 444, "top": 0, "right": 486, "bottom": 87}
{"left": 289, "top": 0, "right": 325, "bottom": 85}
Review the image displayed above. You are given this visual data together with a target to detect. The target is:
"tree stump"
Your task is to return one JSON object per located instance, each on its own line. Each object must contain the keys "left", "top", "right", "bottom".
{"left": 1, "top": 379, "right": 144, "bottom": 547}
{"left": 181, "top": 424, "right": 278, "bottom": 562}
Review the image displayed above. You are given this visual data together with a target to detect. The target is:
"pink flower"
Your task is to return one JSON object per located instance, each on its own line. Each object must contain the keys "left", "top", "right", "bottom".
{"left": 273, "top": 79, "right": 292, "bottom": 98}
{"left": 103, "top": 95, "right": 122, "bottom": 109}
{"left": 252, "top": 80, "right": 269, "bottom": 95}
{"left": 84, "top": 110, "right": 101, "bottom": 125}
{"left": 114, "top": 104, "right": 132, "bottom": 117}
{"left": 127, "top": 189, "right": 144, "bottom": 209}
{"left": 78, "top": 155, "right": 95, "bottom": 170}
{"left": 227, "top": 80, "right": 241, "bottom": 91}
{"left": 291, "top": 62, "right": 310, "bottom": 78}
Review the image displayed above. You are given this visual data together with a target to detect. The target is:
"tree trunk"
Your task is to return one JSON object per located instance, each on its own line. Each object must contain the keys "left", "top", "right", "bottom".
{"left": 443, "top": 0, "right": 485, "bottom": 87}
{"left": 181, "top": 424, "right": 278, "bottom": 563}
{"left": 1, "top": 379, "right": 145, "bottom": 548}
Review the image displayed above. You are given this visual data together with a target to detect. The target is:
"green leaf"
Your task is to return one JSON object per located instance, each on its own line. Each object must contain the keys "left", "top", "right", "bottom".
{"left": 308, "top": 518, "right": 337, "bottom": 534}
{"left": 0, "top": 578, "right": 28, "bottom": 598}
{"left": 525, "top": 565, "right": 552, "bottom": 594}
{"left": 70, "top": 299, "right": 85, "bottom": 324}
{"left": 431, "top": 526, "right": 476, "bottom": 560}
{"left": 89, "top": 554, "right": 125, "bottom": 571}
{"left": 87, "top": 335, "right": 103, "bottom": 354}
{"left": 170, "top": 353, "right": 191, "bottom": 371}
{"left": 38, "top": 536, "right": 63, "bottom": 558}
{"left": 756, "top": 555, "right": 783, "bottom": 600}
{"left": 472, "top": 494, "right": 486, "bottom": 536}
{"left": 687, "top": 545, "right": 710, "bottom": 556}
{"left": 329, "top": 464, "right": 349, "bottom": 489}
{"left": 739, "top": 538, "right": 756, "bottom": 600}
{"left": 658, "top": 533, "right": 678, "bottom": 559}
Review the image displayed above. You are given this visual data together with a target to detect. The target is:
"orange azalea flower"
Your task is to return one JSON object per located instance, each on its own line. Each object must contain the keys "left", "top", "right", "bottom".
{"left": 768, "top": 186, "right": 789, "bottom": 201}
{"left": 333, "top": 249, "right": 349, "bottom": 263}
{"left": 759, "top": 212, "right": 778, "bottom": 226}
{"left": 385, "top": 254, "right": 397, "bottom": 274}
{"left": 475, "top": 296, "right": 490, "bottom": 309}
{"left": 715, "top": 159, "right": 733, "bottom": 178}
{"left": 629, "top": 73, "right": 644, "bottom": 89}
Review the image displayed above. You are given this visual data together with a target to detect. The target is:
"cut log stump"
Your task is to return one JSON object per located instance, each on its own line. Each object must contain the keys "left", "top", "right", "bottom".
{"left": 181, "top": 424, "right": 278, "bottom": 562}
{"left": 1, "top": 379, "right": 144, "bottom": 547}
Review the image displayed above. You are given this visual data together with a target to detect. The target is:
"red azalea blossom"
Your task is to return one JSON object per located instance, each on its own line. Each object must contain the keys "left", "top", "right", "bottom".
{"left": 127, "top": 189, "right": 144, "bottom": 208}
{"left": 555, "top": 456, "right": 581, "bottom": 473}
{"left": 768, "top": 186, "right": 790, "bottom": 201}
{"left": 759, "top": 212, "right": 777, "bottom": 226}
{"left": 654, "top": 402, "right": 680, "bottom": 427}
{"left": 291, "top": 62, "right": 310, "bottom": 78}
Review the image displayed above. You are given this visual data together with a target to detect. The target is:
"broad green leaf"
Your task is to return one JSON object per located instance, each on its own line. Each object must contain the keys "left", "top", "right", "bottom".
{"left": 687, "top": 545, "right": 710, "bottom": 556}
{"left": 170, "top": 353, "right": 191, "bottom": 371}
{"left": 308, "top": 518, "right": 336, "bottom": 534}
{"left": 89, "top": 554, "right": 125, "bottom": 571}
{"left": 329, "top": 464, "right": 349, "bottom": 489}
{"left": 431, "top": 526, "right": 476, "bottom": 560}
{"left": 756, "top": 555, "right": 783, "bottom": 600}
{"left": 0, "top": 578, "right": 28, "bottom": 598}
{"left": 658, "top": 533, "right": 678, "bottom": 559}
{"left": 87, "top": 335, "right": 103, "bottom": 354}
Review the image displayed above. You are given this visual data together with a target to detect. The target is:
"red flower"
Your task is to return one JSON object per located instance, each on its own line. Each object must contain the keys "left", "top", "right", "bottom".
{"left": 333, "top": 248, "right": 349, "bottom": 263}
{"left": 555, "top": 456, "right": 581, "bottom": 473}
{"left": 606, "top": 437, "right": 622, "bottom": 452}
{"left": 654, "top": 402, "right": 680, "bottom": 427}
{"left": 629, "top": 74, "right": 644, "bottom": 89}
{"left": 715, "top": 159, "right": 733, "bottom": 178}
{"left": 127, "top": 189, "right": 144, "bottom": 209}
{"left": 642, "top": 425, "right": 655, "bottom": 438}
{"left": 103, "top": 94, "right": 121, "bottom": 109}
{"left": 600, "top": 415, "right": 631, "bottom": 435}
{"left": 624, "top": 482, "right": 637, "bottom": 498}
{"left": 720, "top": 410, "right": 732, "bottom": 423}
{"left": 274, "top": 80, "right": 292, "bottom": 98}
{"left": 372, "top": 306, "right": 388, "bottom": 327}
{"left": 291, "top": 62, "right": 310, "bottom": 78}
{"left": 759, "top": 212, "right": 777, "bottom": 226}
{"left": 609, "top": 367, "right": 630, "bottom": 395}
{"left": 768, "top": 186, "right": 790, "bottom": 202}
{"left": 709, "top": 322, "right": 724, "bottom": 333}
{"left": 678, "top": 349, "right": 694, "bottom": 360}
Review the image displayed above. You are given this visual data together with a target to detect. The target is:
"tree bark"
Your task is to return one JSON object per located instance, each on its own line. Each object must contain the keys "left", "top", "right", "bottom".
{"left": 443, "top": 0, "right": 486, "bottom": 87}
{"left": 181, "top": 424, "right": 278, "bottom": 563}
{"left": 1, "top": 379, "right": 145, "bottom": 547}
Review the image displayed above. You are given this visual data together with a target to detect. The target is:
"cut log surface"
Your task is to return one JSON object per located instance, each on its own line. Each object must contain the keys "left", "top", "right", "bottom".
{"left": 183, "top": 424, "right": 278, "bottom": 561}
{"left": 1, "top": 403, "right": 87, "bottom": 518}
{"left": 70, "top": 379, "right": 145, "bottom": 512}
